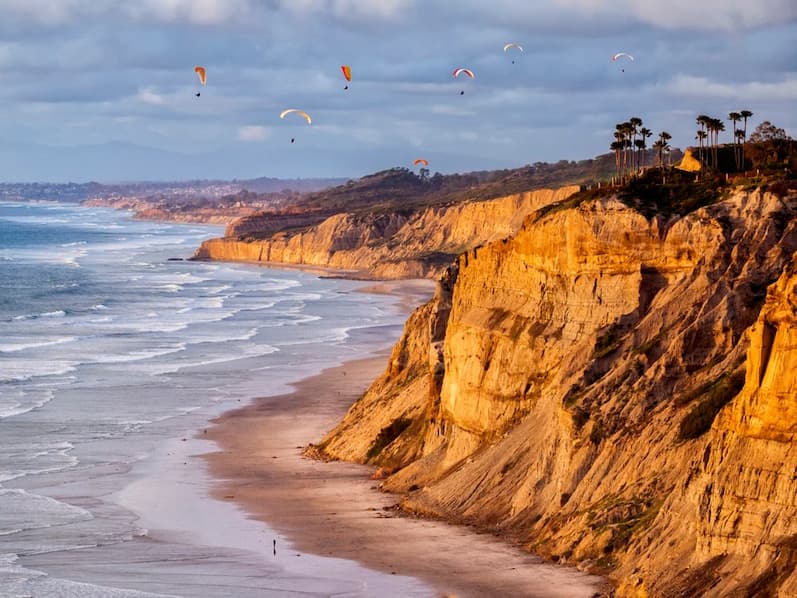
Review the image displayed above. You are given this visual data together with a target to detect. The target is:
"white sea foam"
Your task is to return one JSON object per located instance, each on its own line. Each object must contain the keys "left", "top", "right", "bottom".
{"left": 140, "top": 343, "right": 279, "bottom": 375}
{"left": 0, "top": 359, "right": 77, "bottom": 383}
{"left": 11, "top": 309, "right": 67, "bottom": 322}
{"left": 0, "top": 389, "right": 54, "bottom": 420}
{"left": 88, "top": 343, "right": 187, "bottom": 365}
{"left": 0, "top": 336, "right": 77, "bottom": 354}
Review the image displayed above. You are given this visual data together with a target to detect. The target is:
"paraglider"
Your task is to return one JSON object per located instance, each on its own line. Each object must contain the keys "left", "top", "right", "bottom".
{"left": 341, "top": 65, "right": 351, "bottom": 90}
{"left": 503, "top": 43, "right": 523, "bottom": 64}
{"left": 413, "top": 158, "right": 429, "bottom": 167}
{"left": 194, "top": 66, "right": 206, "bottom": 96}
{"left": 611, "top": 53, "right": 634, "bottom": 72}
{"left": 280, "top": 109, "right": 312, "bottom": 125}
{"left": 280, "top": 109, "right": 312, "bottom": 143}
{"left": 452, "top": 68, "right": 474, "bottom": 95}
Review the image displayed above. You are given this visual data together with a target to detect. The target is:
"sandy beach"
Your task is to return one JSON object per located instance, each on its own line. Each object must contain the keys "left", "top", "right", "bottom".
{"left": 203, "top": 283, "right": 609, "bottom": 598}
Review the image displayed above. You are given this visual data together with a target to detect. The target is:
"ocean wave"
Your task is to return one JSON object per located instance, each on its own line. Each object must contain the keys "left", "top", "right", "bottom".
{"left": 12, "top": 309, "right": 66, "bottom": 321}
{"left": 0, "top": 442, "right": 79, "bottom": 483}
{"left": 142, "top": 343, "right": 279, "bottom": 376}
{"left": 88, "top": 343, "right": 187, "bottom": 365}
{"left": 0, "top": 359, "right": 77, "bottom": 383}
{"left": 0, "top": 389, "right": 55, "bottom": 420}
{"left": 0, "top": 336, "right": 77, "bottom": 354}
{"left": 0, "top": 488, "right": 91, "bottom": 536}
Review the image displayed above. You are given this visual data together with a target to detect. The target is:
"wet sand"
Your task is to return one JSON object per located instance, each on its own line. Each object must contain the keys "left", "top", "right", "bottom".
{"left": 203, "top": 284, "right": 608, "bottom": 597}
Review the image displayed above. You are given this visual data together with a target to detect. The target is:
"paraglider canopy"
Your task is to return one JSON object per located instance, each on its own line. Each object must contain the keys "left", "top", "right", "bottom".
{"left": 341, "top": 65, "right": 352, "bottom": 82}
{"left": 504, "top": 43, "right": 523, "bottom": 64}
{"left": 413, "top": 158, "right": 429, "bottom": 167}
{"left": 280, "top": 109, "right": 312, "bottom": 125}
{"left": 611, "top": 53, "right": 634, "bottom": 72}
{"left": 611, "top": 53, "right": 634, "bottom": 62}
{"left": 452, "top": 68, "right": 475, "bottom": 79}
{"left": 194, "top": 66, "right": 207, "bottom": 85}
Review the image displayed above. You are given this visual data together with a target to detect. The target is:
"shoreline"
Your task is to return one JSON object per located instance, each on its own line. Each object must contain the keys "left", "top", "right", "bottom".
{"left": 203, "top": 282, "right": 608, "bottom": 598}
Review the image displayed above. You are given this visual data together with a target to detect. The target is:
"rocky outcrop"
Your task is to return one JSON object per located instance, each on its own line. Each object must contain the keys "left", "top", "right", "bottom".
{"left": 193, "top": 187, "right": 580, "bottom": 279}
{"left": 318, "top": 188, "right": 797, "bottom": 594}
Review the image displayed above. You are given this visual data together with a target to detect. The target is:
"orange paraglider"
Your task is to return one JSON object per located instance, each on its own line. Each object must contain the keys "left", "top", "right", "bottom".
{"left": 341, "top": 65, "right": 352, "bottom": 90}
{"left": 194, "top": 66, "right": 206, "bottom": 97}
{"left": 413, "top": 159, "right": 429, "bottom": 167}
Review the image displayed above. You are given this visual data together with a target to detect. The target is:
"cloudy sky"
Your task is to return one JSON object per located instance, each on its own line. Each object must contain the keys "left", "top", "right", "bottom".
{"left": 0, "top": 0, "right": 795, "bottom": 181}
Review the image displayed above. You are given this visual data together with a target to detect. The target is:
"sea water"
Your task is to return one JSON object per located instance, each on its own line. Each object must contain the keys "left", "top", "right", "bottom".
{"left": 0, "top": 202, "right": 431, "bottom": 596}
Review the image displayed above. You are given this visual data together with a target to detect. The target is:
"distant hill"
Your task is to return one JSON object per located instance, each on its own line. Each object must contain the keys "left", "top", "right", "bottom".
{"left": 288, "top": 151, "right": 637, "bottom": 215}
{"left": 0, "top": 177, "right": 345, "bottom": 204}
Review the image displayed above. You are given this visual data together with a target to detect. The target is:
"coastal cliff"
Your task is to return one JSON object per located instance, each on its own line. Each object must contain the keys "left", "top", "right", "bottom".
{"left": 193, "top": 187, "right": 579, "bottom": 279}
{"left": 315, "top": 188, "right": 797, "bottom": 594}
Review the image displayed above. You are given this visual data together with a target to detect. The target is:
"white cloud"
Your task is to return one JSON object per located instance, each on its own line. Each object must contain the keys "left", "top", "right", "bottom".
{"left": 237, "top": 125, "right": 270, "bottom": 141}
{"left": 554, "top": 0, "right": 797, "bottom": 30}
{"left": 125, "top": 0, "right": 253, "bottom": 25}
{"left": 136, "top": 88, "right": 165, "bottom": 105}
{"left": 284, "top": 0, "right": 413, "bottom": 19}
{"left": 0, "top": 0, "right": 112, "bottom": 25}
{"left": 668, "top": 75, "right": 797, "bottom": 101}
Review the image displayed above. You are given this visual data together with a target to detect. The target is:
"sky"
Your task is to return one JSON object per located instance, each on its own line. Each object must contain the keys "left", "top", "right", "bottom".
{"left": 0, "top": 0, "right": 795, "bottom": 182}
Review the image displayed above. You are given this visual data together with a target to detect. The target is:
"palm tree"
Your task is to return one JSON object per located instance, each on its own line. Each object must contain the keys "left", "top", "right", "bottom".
{"left": 735, "top": 128, "right": 746, "bottom": 161}
{"left": 614, "top": 126, "right": 627, "bottom": 179}
{"left": 653, "top": 140, "right": 664, "bottom": 168}
{"left": 740, "top": 109, "right": 753, "bottom": 170}
{"left": 658, "top": 131, "right": 672, "bottom": 166}
{"left": 616, "top": 122, "right": 634, "bottom": 179}
{"left": 610, "top": 140, "right": 624, "bottom": 180}
{"left": 629, "top": 117, "right": 643, "bottom": 171}
{"left": 712, "top": 119, "right": 725, "bottom": 169}
{"left": 639, "top": 127, "right": 652, "bottom": 168}
{"left": 696, "top": 115, "right": 711, "bottom": 166}
{"left": 728, "top": 111, "right": 741, "bottom": 170}
{"left": 696, "top": 130, "right": 708, "bottom": 165}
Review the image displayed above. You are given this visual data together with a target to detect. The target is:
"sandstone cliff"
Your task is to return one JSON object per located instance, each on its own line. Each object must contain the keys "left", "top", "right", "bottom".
{"left": 316, "top": 188, "right": 797, "bottom": 595}
{"left": 193, "top": 187, "right": 580, "bottom": 279}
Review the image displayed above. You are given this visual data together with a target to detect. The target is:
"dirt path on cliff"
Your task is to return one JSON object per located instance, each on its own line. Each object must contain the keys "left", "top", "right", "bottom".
{"left": 203, "top": 351, "right": 609, "bottom": 597}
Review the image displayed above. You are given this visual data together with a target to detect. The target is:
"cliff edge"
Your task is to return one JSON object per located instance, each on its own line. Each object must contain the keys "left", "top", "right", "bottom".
{"left": 193, "top": 187, "right": 579, "bottom": 279}
{"left": 315, "top": 188, "right": 797, "bottom": 595}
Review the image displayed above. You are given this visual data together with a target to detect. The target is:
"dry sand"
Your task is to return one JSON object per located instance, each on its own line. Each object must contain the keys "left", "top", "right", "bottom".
{"left": 203, "top": 282, "right": 609, "bottom": 597}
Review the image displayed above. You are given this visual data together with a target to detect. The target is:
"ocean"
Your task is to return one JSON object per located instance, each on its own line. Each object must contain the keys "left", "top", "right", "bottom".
{"left": 0, "top": 201, "right": 431, "bottom": 596}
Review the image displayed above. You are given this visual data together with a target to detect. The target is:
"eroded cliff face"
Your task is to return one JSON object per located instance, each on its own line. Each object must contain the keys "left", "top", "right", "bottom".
{"left": 194, "top": 187, "right": 579, "bottom": 279}
{"left": 318, "top": 188, "right": 797, "bottom": 594}
{"left": 617, "top": 253, "right": 797, "bottom": 597}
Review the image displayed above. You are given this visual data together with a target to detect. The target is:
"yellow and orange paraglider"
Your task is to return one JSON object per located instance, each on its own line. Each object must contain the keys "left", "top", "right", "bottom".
{"left": 341, "top": 65, "right": 352, "bottom": 90}
{"left": 280, "top": 109, "right": 312, "bottom": 125}
{"left": 193, "top": 66, "right": 206, "bottom": 97}
{"left": 413, "top": 158, "right": 429, "bottom": 167}
{"left": 280, "top": 109, "right": 312, "bottom": 143}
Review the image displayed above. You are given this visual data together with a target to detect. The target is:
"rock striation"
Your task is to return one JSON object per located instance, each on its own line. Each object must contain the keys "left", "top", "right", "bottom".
{"left": 316, "top": 188, "right": 797, "bottom": 595}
